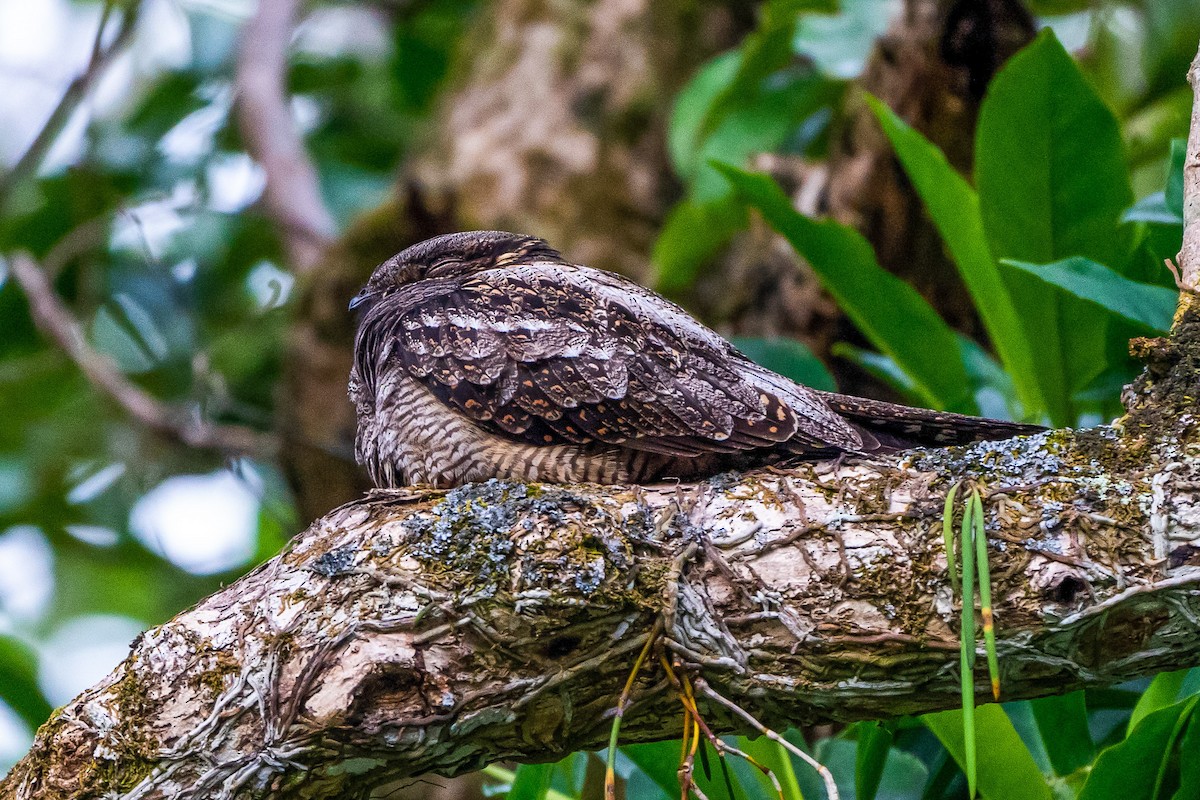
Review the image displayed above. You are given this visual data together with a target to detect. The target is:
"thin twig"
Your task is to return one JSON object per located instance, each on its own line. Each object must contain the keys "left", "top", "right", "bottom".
{"left": 7, "top": 252, "right": 276, "bottom": 457}
{"left": 235, "top": 0, "right": 336, "bottom": 276}
{"left": 695, "top": 678, "right": 840, "bottom": 800}
{"left": 0, "top": 1, "right": 141, "bottom": 214}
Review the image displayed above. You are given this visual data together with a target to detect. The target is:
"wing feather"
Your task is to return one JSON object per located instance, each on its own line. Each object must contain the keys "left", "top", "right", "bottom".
{"left": 353, "top": 264, "right": 863, "bottom": 456}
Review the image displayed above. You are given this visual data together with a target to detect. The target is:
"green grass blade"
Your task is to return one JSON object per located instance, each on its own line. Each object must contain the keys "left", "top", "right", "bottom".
{"left": 959, "top": 495, "right": 978, "bottom": 797}
{"left": 960, "top": 642, "right": 977, "bottom": 798}
{"left": 605, "top": 711, "right": 622, "bottom": 797}
{"left": 942, "top": 482, "right": 961, "bottom": 596}
{"left": 961, "top": 496, "right": 977, "bottom": 664}
{"left": 970, "top": 492, "right": 1000, "bottom": 701}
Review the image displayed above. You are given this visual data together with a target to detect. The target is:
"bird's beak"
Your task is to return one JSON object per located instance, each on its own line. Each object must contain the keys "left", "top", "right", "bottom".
{"left": 348, "top": 289, "right": 372, "bottom": 311}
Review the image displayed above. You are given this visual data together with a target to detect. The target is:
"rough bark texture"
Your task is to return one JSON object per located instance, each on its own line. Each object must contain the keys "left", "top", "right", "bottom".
{"left": 3, "top": 304, "right": 1200, "bottom": 798}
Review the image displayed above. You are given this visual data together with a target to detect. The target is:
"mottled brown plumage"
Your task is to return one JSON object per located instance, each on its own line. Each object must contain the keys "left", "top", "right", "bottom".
{"left": 349, "top": 231, "right": 1043, "bottom": 488}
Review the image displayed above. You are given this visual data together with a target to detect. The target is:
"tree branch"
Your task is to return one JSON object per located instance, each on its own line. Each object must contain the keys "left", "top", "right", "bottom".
{"left": 6, "top": 252, "right": 276, "bottom": 458}
{"left": 0, "top": 411, "right": 1198, "bottom": 798}
{"left": 234, "top": 0, "right": 337, "bottom": 276}
{"left": 0, "top": 1, "right": 141, "bottom": 215}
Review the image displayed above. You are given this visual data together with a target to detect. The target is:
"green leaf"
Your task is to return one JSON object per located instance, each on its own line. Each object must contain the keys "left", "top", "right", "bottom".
{"left": 483, "top": 765, "right": 575, "bottom": 800}
{"left": 1030, "top": 692, "right": 1094, "bottom": 776}
{"left": 1124, "top": 89, "right": 1192, "bottom": 175}
{"left": 0, "top": 634, "right": 53, "bottom": 731}
{"left": 388, "top": 0, "right": 478, "bottom": 114}
{"left": 621, "top": 742, "right": 682, "bottom": 799}
{"left": 923, "top": 705, "right": 1053, "bottom": 800}
{"left": 863, "top": 96, "right": 1045, "bottom": 422}
{"left": 1003, "top": 257, "right": 1177, "bottom": 334}
{"left": 730, "top": 336, "right": 836, "bottom": 391}
{"left": 829, "top": 343, "right": 924, "bottom": 404}
{"left": 667, "top": 0, "right": 848, "bottom": 204}
{"left": 793, "top": 0, "right": 890, "bottom": 79}
{"left": 1123, "top": 192, "right": 1181, "bottom": 226}
{"left": 1143, "top": 0, "right": 1200, "bottom": 97}
{"left": 669, "top": 16, "right": 837, "bottom": 197}
{"left": 920, "top": 750, "right": 960, "bottom": 800}
{"left": 1023, "top": 0, "right": 1093, "bottom": 12}
{"left": 976, "top": 30, "right": 1133, "bottom": 420}
{"left": 690, "top": 73, "right": 835, "bottom": 200}
{"left": 717, "top": 164, "right": 974, "bottom": 413}
{"left": 977, "top": 31, "right": 1133, "bottom": 271}
{"left": 735, "top": 734, "right": 805, "bottom": 800}
{"left": 652, "top": 196, "right": 747, "bottom": 292}
{"left": 854, "top": 721, "right": 893, "bottom": 800}
{"left": 1080, "top": 696, "right": 1198, "bottom": 800}
{"left": 957, "top": 336, "right": 1018, "bottom": 421}
{"left": 125, "top": 71, "right": 206, "bottom": 139}
{"left": 699, "top": 17, "right": 796, "bottom": 143}
{"left": 1123, "top": 142, "right": 1186, "bottom": 259}
{"left": 1130, "top": 669, "right": 1191, "bottom": 734}
{"left": 669, "top": 51, "right": 742, "bottom": 177}
{"left": 1172, "top": 713, "right": 1200, "bottom": 800}
{"left": 185, "top": 10, "right": 242, "bottom": 75}
{"left": 769, "top": 0, "right": 839, "bottom": 16}
{"left": 1002, "top": 701, "right": 1053, "bottom": 774}
{"left": 506, "top": 763, "right": 555, "bottom": 800}
{"left": 1166, "top": 138, "right": 1187, "bottom": 219}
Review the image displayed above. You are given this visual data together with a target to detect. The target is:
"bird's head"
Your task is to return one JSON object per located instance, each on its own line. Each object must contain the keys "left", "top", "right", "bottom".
{"left": 349, "top": 231, "right": 563, "bottom": 311}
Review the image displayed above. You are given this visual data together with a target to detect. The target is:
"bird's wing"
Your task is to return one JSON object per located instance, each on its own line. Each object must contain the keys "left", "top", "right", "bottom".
{"left": 354, "top": 263, "right": 864, "bottom": 456}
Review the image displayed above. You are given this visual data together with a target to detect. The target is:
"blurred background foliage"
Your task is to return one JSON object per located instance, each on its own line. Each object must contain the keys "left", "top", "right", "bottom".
{"left": 0, "top": 0, "right": 1197, "bottom": 797}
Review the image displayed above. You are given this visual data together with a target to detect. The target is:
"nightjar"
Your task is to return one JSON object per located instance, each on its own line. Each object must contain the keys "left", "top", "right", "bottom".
{"left": 349, "top": 231, "right": 1042, "bottom": 488}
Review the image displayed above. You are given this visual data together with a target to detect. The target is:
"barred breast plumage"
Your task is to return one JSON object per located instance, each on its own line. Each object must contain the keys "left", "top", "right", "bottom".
{"left": 349, "top": 231, "right": 1043, "bottom": 489}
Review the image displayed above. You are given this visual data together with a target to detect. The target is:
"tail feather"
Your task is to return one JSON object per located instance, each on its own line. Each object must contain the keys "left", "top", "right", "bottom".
{"left": 813, "top": 391, "right": 1046, "bottom": 451}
